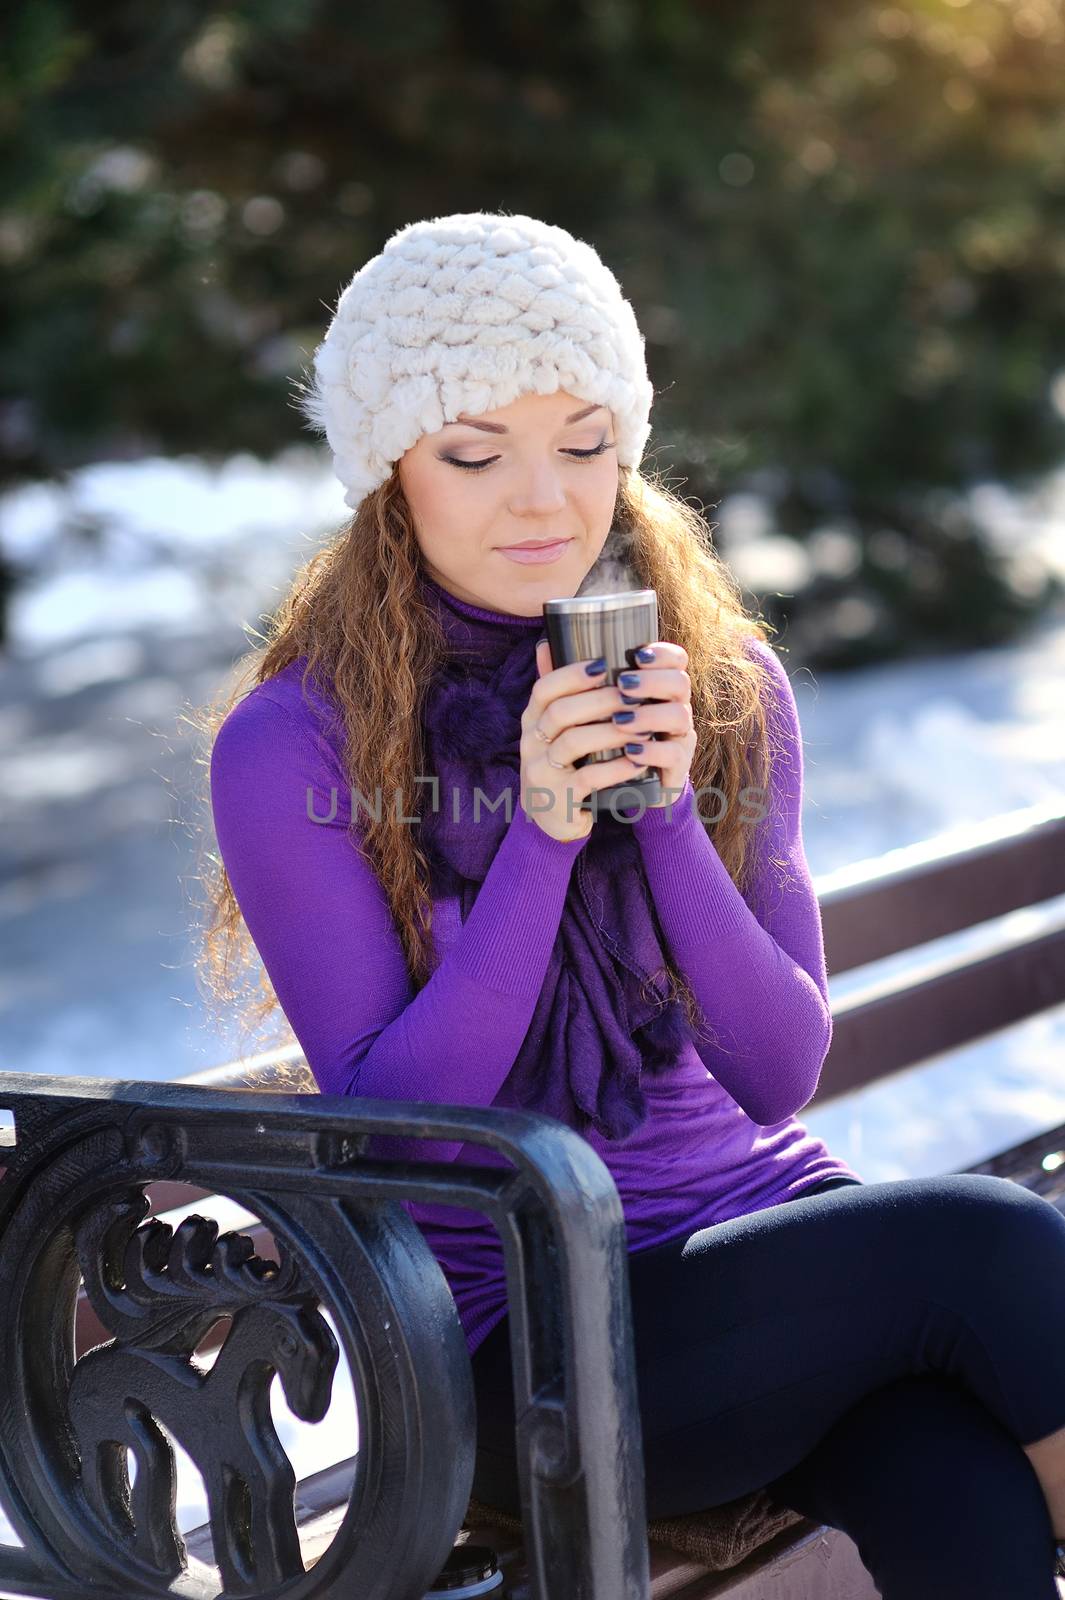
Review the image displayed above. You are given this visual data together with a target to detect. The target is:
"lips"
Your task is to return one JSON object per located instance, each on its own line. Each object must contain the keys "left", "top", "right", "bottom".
{"left": 498, "top": 540, "right": 572, "bottom": 566}
{"left": 497, "top": 538, "right": 573, "bottom": 565}
{"left": 502, "top": 539, "right": 571, "bottom": 549}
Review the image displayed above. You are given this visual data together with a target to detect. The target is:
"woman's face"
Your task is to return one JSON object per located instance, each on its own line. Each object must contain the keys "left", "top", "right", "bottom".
{"left": 397, "top": 388, "right": 619, "bottom": 615}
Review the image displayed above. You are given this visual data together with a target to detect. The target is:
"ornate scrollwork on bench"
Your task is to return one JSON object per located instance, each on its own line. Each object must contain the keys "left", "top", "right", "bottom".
{"left": 71, "top": 1190, "right": 339, "bottom": 1591}
{"left": 0, "top": 1078, "right": 508, "bottom": 1600}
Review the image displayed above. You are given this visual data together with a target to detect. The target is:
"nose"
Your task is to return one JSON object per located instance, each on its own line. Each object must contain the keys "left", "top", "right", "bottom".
{"left": 508, "top": 459, "right": 568, "bottom": 515}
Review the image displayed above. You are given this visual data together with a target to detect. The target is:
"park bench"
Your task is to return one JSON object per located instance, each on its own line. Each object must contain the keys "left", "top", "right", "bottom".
{"left": 0, "top": 797, "right": 1062, "bottom": 1599}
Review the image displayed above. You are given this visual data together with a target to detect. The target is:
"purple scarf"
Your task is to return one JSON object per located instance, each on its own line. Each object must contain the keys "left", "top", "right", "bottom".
{"left": 417, "top": 571, "right": 693, "bottom": 1143}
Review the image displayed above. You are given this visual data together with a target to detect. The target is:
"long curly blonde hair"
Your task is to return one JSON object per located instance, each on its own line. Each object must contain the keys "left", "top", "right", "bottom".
{"left": 184, "top": 461, "right": 787, "bottom": 1069}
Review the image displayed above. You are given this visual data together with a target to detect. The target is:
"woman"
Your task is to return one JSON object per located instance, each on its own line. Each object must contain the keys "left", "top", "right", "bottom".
{"left": 202, "top": 212, "right": 1065, "bottom": 1595}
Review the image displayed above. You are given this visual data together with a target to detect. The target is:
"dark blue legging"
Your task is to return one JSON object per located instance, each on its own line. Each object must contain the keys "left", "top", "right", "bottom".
{"left": 469, "top": 1173, "right": 1065, "bottom": 1597}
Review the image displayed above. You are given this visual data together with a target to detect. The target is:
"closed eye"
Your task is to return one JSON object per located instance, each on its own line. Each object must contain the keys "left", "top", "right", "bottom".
{"left": 442, "top": 441, "right": 616, "bottom": 473}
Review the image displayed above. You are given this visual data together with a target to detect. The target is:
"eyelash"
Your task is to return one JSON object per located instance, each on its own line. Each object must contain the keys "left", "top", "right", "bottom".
{"left": 442, "top": 441, "right": 614, "bottom": 473}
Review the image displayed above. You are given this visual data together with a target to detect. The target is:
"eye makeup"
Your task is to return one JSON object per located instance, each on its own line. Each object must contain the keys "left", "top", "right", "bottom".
{"left": 440, "top": 440, "right": 616, "bottom": 473}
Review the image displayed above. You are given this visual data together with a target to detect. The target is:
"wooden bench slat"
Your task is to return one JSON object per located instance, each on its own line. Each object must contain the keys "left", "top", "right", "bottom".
{"left": 821, "top": 809, "right": 1065, "bottom": 974}
{"left": 813, "top": 921, "right": 1065, "bottom": 1103}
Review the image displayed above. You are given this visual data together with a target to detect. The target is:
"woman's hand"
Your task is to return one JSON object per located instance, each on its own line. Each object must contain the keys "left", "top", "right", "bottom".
{"left": 519, "top": 640, "right": 696, "bottom": 839}
{"left": 613, "top": 641, "right": 696, "bottom": 808}
{"left": 519, "top": 643, "right": 666, "bottom": 841}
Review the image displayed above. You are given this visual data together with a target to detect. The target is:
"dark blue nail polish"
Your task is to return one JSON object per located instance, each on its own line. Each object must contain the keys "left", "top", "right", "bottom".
{"left": 620, "top": 692, "right": 641, "bottom": 705}
{"left": 624, "top": 742, "right": 645, "bottom": 754}
{"left": 635, "top": 647, "right": 656, "bottom": 663}
{"left": 585, "top": 656, "right": 607, "bottom": 675}
{"left": 619, "top": 671, "right": 640, "bottom": 688}
{"left": 612, "top": 710, "right": 636, "bottom": 724}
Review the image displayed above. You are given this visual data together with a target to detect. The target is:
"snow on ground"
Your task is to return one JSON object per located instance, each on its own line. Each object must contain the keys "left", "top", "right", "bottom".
{"left": 0, "top": 448, "right": 1063, "bottom": 1553}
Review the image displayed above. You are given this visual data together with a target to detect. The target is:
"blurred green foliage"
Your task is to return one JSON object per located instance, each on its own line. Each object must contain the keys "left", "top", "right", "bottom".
{"left": 2, "top": 0, "right": 1065, "bottom": 662}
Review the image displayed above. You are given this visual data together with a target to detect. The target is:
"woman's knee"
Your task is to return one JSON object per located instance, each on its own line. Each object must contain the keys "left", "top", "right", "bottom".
{"left": 945, "top": 1173, "right": 1065, "bottom": 1244}
{"left": 935, "top": 1176, "right": 1065, "bottom": 1295}
{"left": 900, "top": 1176, "right": 1065, "bottom": 1446}
{"left": 901, "top": 1174, "right": 1065, "bottom": 1299}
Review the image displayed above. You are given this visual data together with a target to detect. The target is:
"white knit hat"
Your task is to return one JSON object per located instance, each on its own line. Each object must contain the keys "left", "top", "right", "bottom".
{"left": 295, "top": 210, "right": 655, "bottom": 512}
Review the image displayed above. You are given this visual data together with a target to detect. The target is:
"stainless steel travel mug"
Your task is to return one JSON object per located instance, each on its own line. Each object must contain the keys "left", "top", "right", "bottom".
{"left": 541, "top": 589, "right": 663, "bottom": 814}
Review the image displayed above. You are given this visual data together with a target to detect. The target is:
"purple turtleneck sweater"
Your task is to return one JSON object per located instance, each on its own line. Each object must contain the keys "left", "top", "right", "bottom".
{"left": 210, "top": 576, "right": 862, "bottom": 1357}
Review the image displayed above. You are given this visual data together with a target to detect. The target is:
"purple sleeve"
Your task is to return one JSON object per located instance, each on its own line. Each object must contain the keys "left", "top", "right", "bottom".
{"left": 628, "top": 638, "right": 832, "bottom": 1126}
{"left": 209, "top": 689, "right": 589, "bottom": 1161}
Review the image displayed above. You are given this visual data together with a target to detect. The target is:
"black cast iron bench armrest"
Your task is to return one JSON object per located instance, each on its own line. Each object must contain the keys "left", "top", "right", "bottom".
{"left": 0, "top": 1071, "right": 651, "bottom": 1600}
